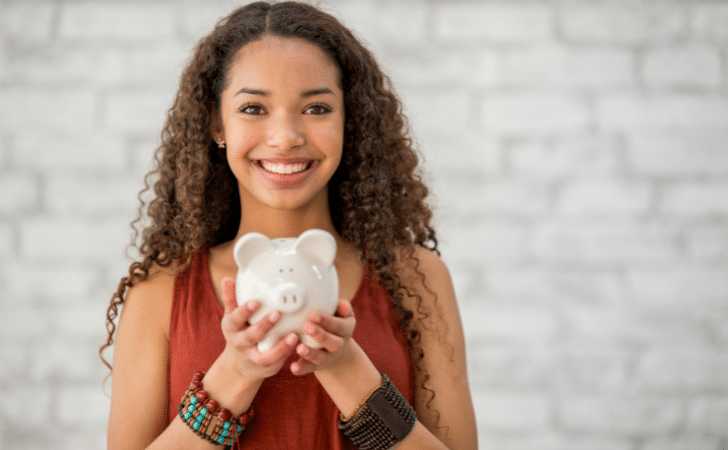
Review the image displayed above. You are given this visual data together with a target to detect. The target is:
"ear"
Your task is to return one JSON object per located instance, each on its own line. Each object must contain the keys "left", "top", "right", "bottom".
{"left": 293, "top": 229, "right": 336, "bottom": 267}
{"left": 233, "top": 233, "right": 275, "bottom": 270}
{"left": 210, "top": 115, "right": 224, "bottom": 144}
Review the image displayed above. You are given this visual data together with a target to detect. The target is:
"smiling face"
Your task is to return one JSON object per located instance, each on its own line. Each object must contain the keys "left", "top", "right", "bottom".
{"left": 213, "top": 35, "right": 345, "bottom": 217}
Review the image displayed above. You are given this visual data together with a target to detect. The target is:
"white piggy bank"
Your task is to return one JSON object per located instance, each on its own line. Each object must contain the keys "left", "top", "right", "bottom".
{"left": 233, "top": 229, "right": 339, "bottom": 352}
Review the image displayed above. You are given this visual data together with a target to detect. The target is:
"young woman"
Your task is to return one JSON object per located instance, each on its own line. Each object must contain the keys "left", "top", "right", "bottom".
{"left": 101, "top": 2, "right": 477, "bottom": 449}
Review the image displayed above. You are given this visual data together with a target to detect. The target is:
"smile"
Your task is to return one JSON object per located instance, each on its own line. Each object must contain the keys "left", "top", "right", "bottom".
{"left": 258, "top": 160, "right": 313, "bottom": 175}
{"left": 253, "top": 159, "right": 319, "bottom": 188}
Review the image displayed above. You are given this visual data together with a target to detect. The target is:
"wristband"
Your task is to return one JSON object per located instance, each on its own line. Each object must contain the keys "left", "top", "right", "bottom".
{"left": 338, "top": 373, "right": 417, "bottom": 450}
{"left": 177, "top": 371, "right": 255, "bottom": 447}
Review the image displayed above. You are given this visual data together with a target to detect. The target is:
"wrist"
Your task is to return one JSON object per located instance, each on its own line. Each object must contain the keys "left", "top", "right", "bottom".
{"left": 314, "top": 339, "right": 382, "bottom": 419}
{"left": 338, "top": 374, "right": 418, "bottom": 449}
{"left": 313, "top": 337, "right": 356, "bottom": 376}
{"left": 204, "top": 347, "right": 263, "bottom": 415}
{"left": 178, "top": 371, "right": 256, "bottom": 446}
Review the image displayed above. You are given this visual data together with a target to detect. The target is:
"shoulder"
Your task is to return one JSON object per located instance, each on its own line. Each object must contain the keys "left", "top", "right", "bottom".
{"left": 120, "top": 263, "right": 177, "bottom": 339}
{"left": 112, "top": 262, "right": 178, "bottom": 395}
{"left": 394, "top": 246, "right": 462, "bottom": 347}
{"left": 395, "top": 246, "right": 456, "bottom": 320}
{"left": 408, "top": 246, "right": 451, "bottom": 287}
{"left": 126, "top": 263, "right": 177, "bottom": 307}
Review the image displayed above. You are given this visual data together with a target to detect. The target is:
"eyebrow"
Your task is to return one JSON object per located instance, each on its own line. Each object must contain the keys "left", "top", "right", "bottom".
{"left": 302, "top": 88, "right": 335, "bottom": 97}
{"left": 234, "top": 87, "right": 336, "bottom": 98}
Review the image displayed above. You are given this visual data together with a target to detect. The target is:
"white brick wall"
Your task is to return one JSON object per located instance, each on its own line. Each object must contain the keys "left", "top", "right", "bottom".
{"left": 643, "top": 44, "right": 722, "bottom": 88}
{"left": 434, "top": 3, "right": 553, "bottom": 43}
{"left": 1, "top": 1, "right": 727, "bottom": 449}
{"left": 58, "top": 3, "right": 176, "bottom": 41}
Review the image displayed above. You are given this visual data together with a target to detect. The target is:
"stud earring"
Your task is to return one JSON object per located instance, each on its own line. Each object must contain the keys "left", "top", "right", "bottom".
{"left": 216, "top": 140, "right": 226, "bottom": 149}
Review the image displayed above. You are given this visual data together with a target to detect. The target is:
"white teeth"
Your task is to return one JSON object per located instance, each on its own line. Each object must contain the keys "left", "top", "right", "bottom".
{"left": 260, "top": 161, "right": 310, "bottom": 175}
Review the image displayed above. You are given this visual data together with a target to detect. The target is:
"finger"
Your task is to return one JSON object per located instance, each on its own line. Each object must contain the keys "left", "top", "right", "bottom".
{"left": 221, "top": 300, "right": 260, "bottom": 333}
{"left": 290, "top": 357, "right": 315, "bottom": 376}
{"left": 254, "top": 333, "right": 299, "bottom": 367}
{"left": 309, "top": 310, "right": 355, "bottom": 339}
{"left": 228, "top": 310, "right": 280, "bottom": 349}
{"left": 336, "top": 300, "right": 353, "bottom": 317}
{"left": 296, "top": 343, "right": 327, "bottom": 366}
{"left": 221, "top": 278, "right": 237, "bottom": 314}
{"left": 302, "top": 322, "right": 344, "bottom": 353}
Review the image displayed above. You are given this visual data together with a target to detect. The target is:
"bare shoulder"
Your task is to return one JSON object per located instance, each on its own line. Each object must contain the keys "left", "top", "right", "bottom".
{"left": 401, "top": 245, "right": 449, "bottom": 278}
{"left": 395, "top": 246, "right": 457, "bottom": 323}
{"left": 121, "top": 264, "right": 176, "bottom": 337}
{"left": 127, "top": 263, "right": 177, "bottom": 299}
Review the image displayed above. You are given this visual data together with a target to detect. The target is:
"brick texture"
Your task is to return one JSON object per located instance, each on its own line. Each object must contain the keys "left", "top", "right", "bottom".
{"left": 1, "top": 1, "right": 727, "bottom": 449}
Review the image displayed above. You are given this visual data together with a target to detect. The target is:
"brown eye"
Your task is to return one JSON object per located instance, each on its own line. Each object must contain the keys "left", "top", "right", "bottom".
{"left": 240, "top": 103, "right": 265, "bottom": 115}
{"left": 305, "top": 104, "right": 331, "bottom": 115}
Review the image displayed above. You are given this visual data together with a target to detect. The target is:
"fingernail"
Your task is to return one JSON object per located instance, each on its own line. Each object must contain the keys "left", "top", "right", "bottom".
{"left": 310, "top": 312, "right": 322, "bottom": 323}
{"left": 286, "top": 334, "right": 298, "bottom": 346}
{"left": 303, "top": 323, "right": 315, "bottom": 335}
{"left": 247, "top": 301, "right": 259, "bottom": 311}
{"left": 269, "top": 311, "right": 280, "bottom": 322}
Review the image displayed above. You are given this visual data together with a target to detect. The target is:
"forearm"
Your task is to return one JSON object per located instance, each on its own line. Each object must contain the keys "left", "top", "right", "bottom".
{"left": 313, "top": 339, "right": 381, "bottom": 418}
{"left": 119, "top": 350, "right": 262, "bottom": 450}
{"left": 201, "top": 346, "right": 264, "bottom": 416}
{"left": 144, "top": 416, "right": 222, "bottom": 450}
{"left": 313, "top": 340, "right": 449, "bottom": 450}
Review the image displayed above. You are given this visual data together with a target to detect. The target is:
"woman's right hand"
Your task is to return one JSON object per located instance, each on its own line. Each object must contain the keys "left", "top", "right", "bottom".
{"left": 219, "top": 277, "right": 299, "bottom": 382}
{"left": 198, "top": 277, "right": 298, "bottom": 417}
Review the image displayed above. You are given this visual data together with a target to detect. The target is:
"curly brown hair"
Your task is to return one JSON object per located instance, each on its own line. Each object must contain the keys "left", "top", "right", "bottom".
{"left": 100, "top": 0, "right": 439, "bottom": 417}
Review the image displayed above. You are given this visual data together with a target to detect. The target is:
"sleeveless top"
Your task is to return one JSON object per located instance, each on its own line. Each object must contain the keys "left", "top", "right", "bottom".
{"left": 168, "top": 250, "right": 415, "bottom": 449}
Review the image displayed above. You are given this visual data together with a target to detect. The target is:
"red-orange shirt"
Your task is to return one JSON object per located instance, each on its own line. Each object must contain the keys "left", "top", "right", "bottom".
{"left": 168, "top": 250, "right": 414, "bottom": 449}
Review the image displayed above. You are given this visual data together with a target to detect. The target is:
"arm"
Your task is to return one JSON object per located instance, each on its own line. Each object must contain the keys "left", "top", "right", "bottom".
{"left": 290, "top": 249, "right": 478, "bottom": 449}
{"left": 107, "top": 273, "right": 300, "bottom": 450}
{"left": 405, "top": 248, "right": 478, "bottom": 449}
{"left": 107, "top": 269, "right": 175, "bottom": 449}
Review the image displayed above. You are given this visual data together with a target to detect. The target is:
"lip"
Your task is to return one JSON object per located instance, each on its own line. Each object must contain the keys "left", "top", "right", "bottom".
{"left": 252, "top": 158, "right": 319, "bottom": 187}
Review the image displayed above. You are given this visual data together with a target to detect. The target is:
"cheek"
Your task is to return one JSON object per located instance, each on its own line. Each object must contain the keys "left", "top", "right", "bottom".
{"left": 323, "top": 130, "right": 344, "bottom": 165}
{"left": 324, "top": 122, "right": 345, "bottom": 152}
{"left": 224, "top": 141, "right": 252, "bottom": 179}
{"left": 225, "top": 144, "right": 243, "bottom": 166}
{"left": 226, "top": 127, "right": 259, "bottom": 156}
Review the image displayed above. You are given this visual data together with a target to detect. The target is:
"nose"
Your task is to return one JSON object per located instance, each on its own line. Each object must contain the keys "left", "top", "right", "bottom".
{"left": 267, "top": 113, "right": 305, "bottom": 151}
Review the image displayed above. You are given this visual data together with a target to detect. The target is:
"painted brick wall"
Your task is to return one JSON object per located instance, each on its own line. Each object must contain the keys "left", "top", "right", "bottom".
{"left": 1, "top": 1, "right": 727, "bottom": 449}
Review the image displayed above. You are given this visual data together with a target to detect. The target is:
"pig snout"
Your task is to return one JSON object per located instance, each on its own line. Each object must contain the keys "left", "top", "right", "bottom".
{"left": 274, "top": 282, "right": 307, "bottom": 313}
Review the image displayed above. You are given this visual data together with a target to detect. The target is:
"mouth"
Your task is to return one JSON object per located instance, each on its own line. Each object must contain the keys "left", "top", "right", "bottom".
{"left": 257, "top": 160, "right": 314, "bottom": 175}
{"left": 253, "top": 158, "right": 319, "bottom": 187}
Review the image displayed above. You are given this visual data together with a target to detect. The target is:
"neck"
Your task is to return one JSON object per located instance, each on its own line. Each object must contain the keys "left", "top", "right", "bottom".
{"left": 234, "top": 188, "right": 339, "bottom": 241}
{"left": 236, "top": 207, "right": 338, "bottom": 240}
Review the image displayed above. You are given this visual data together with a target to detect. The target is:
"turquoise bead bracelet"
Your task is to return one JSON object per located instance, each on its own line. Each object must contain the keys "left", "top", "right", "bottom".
{"left": 177, "top": 371, "right": 255, "bottom": 447}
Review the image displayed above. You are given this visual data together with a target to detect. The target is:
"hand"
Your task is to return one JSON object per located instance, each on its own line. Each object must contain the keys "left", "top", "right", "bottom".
{"left": 290, "top": 300, "right": 356, "bottom": 376}
{"left": 220, "top": 277, "right": 299, "bottom": 382}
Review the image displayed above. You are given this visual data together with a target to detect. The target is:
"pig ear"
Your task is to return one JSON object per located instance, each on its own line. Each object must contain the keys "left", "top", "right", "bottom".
{"left": 294, "top": 229, "right": 336, "bottom": 267}
{"left": 233, "top": 233, "right": 275, "bottom": 270}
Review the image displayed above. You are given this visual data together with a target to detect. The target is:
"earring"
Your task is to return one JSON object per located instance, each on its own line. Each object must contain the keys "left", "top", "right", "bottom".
{"left": 216, "top": 140, "right": 226, "bottom": 149}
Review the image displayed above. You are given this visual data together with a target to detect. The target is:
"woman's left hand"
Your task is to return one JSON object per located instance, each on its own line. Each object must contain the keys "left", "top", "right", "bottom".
{"left": 290, "top": 300, "right": 356, "bottom": 376}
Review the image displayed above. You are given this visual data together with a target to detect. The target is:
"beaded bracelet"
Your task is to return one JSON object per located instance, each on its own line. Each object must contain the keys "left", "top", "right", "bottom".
{"left": 177, "top": 372, "right": 255, "bottom": 447}
{"left": 338, "top": 374, "right": 417, "bottom": 450}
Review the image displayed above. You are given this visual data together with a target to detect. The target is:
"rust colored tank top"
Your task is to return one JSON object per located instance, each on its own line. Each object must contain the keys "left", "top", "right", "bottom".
{"left": 168, "top": 250, "right": 414, "bottom": 449}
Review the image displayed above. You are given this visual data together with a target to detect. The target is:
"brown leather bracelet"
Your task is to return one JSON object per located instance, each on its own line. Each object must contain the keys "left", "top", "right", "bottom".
{"left": 338, "top": 373, "right": 417, "bottom": 450}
